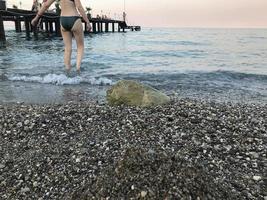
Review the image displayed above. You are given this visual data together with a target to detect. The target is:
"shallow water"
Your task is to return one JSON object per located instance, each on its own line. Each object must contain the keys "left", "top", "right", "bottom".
{"left": 0, "top": 28, "right": 267, "bottom": 104}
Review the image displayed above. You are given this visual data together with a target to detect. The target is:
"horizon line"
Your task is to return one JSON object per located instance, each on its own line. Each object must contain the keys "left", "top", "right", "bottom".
{"left": 141, "top": 26, "right": 267, "bottom": 29}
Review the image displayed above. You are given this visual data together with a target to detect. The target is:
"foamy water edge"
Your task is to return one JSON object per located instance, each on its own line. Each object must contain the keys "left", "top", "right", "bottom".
{"left": 7, "top": 74, "right": 113, "bottom": 86}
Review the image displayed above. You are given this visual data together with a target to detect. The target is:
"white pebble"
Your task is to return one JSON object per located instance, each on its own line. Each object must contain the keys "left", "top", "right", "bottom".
{"left": 33, "top": 181, "right": 38, "bottom": 187}
{"left": 252, "top": 176, "right": 262, "bottom": 181}
{"left": 21, "top": 187, "right": 30, "bottom": 193}
{"left": 141, "top": 191, "right": 147, "bottom": 197}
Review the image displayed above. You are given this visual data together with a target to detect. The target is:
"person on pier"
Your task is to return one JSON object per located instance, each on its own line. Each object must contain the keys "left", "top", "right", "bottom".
{"left": 31, "top": 0, "right": 91, "bottom": 74}
{"left": 32, "top": 0, "right": 41, "bottom": 11}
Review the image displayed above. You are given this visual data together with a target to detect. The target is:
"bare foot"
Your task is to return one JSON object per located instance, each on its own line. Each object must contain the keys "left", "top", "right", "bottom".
{"left": 77, "top": 67, "right": 81, "bottom": 76}
{"left": 77, "top": 69, "right": 81, "bottom": 76}
{"left": 65, "top": 68, "right": 71, "bottom": 77}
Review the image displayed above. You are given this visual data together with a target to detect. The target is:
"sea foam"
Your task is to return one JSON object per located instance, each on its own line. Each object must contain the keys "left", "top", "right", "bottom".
{"left": 8, "top": 73, "right": 113, "bottom": 86}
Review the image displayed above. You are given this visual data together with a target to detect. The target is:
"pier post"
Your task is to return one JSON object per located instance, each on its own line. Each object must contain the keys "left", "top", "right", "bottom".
{"left": 84, "top": 22, "right": 87, "bottom": 34}
{"left": 100, "top": 22, "right": 103, "bottom": 32}
{"left": 97, "top": 22, "right": 100, "bottom": 33}
{"left": 24, "top": 17, "right": 30, "bottom": 39}
{"left": 55, "top": 19, "right": 61, "bottom": 36}
{"left": 0, "top": 0, "right": 6, "bottom": 44}
{"left": 92, "top": 22, "right": 96, "bottom": 33}
{"left": 0, "top": 0, "right": 6, "bottom": 10}
{"left": 0, "top": 15, "right": 6, "bottom": 44}
{"left": 45, "top": 21, "right": 49, "bottom": 33}
{"left": 112, "top": 23, "right": 115, "bottom": 32}
{"left": 40, "top": 20, "right": 43, "bottom": 30}
{"left": 33, "top": 25, "right": 38, "bottom": 39}
{"left": 15, "top": 19, "right": 20, "bottom": 32}
{"left": 49, "top": 21, "right": 53, "bottom": 33}
{"left": 18, "top": 20, "right": 22, "bottom": 32}
{"left": 105, "top": 22, "right": 109, "bottom": 32}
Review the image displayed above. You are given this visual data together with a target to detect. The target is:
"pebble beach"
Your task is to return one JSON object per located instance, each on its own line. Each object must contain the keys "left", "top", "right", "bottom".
{"left": 0, "top": 99, "right": 266, "bottom": 199}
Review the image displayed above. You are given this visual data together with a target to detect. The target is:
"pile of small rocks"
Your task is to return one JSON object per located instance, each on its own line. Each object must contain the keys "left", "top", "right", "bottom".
{"left": 0, "top": 99, "right": 266, "bottom": 199}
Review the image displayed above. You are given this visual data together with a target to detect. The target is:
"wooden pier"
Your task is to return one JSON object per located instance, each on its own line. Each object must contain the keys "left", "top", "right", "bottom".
{"left": 0, "top": 6, "right": 141, "bottom": 43}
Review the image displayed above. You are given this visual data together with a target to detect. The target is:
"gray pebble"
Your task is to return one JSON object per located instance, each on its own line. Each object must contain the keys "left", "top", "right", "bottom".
{"left": 21, "top": 187, "right": 30, "bottom": 193}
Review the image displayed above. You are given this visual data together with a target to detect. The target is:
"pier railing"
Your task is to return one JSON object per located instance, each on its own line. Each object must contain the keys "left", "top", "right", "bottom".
{"left": 0, "top": 8, "right": 141, "bottom": 43}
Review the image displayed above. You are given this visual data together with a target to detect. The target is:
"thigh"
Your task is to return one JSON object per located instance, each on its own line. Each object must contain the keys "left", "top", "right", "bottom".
{"left": 61, "top": 28, "right": 73, "bottom": 49}
{"left": 71, "top": 19, "right": 84, "bottom": 45}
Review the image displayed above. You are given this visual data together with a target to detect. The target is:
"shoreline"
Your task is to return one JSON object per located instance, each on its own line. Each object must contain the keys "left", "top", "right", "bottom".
{"left": 0, "top": 99, "right": 266, "bottom": 199}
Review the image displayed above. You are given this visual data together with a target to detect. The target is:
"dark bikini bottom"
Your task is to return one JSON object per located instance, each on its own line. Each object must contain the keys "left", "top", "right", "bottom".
{"left": 60, "top": 16, "right": 81, "bottom": 31}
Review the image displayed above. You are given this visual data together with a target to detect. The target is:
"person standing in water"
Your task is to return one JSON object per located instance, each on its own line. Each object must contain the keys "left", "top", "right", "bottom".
{"left": 31, "top": 0, "right": 91, "bottom": 74}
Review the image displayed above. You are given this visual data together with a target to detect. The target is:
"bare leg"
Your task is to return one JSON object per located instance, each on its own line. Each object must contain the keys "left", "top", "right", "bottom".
{"left": 61, "top": 27, "right": 73, "bottom": 73}
{"left": 72, "top": 19, "right": 84, "bottom": 73}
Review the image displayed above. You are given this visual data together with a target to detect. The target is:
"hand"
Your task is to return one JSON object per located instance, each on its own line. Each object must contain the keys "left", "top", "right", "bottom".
{"left": 86, "top": 22, "right": 92, "bottom": 32}
{"left": 31, "top": 16, "right": 40, "bottom": 26}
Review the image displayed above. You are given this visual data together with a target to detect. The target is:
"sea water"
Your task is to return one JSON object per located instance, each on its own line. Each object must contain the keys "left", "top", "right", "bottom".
{"left": 0, "top": 28, "right": 266, "bottom": 104}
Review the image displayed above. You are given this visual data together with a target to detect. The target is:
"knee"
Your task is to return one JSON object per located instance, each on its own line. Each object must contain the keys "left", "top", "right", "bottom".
{"left": 77, "top": 42, "right": 84, "bottom": 50}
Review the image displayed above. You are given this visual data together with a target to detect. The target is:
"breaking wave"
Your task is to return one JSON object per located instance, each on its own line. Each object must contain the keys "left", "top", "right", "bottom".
{"left": 7, "top": 73, "right": 113, "bottom": 86}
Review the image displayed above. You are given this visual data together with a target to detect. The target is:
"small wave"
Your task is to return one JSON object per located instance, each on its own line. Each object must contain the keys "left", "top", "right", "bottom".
{"left": 247, "top": 36, "right": 267, "bottom": 40}
{"left": 179, "top": 41, "right": 205, "bottom": 46}
{"left": 131, "top": 49, "right": 206, "bottom": 58}
{"left": 139, "top": 40, "right": 207, "bottom": 46}
{"left": 7, "top": 73, "right": 113, "bottom": 86}
{"left": 209, "top": 70, "right": 267, "bottom": 81}
{"left": 112, "top": 70, "right": 267, "bottom": 85}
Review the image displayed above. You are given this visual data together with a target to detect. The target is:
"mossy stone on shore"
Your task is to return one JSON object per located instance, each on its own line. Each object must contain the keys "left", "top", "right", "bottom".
{"left": 106, "top": 80, "right": 170, "bottom": 107}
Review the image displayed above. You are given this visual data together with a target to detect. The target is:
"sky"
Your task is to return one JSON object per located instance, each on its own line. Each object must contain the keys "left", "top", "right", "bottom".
{"left": 6, "top": 0, "right": 267, "bottom": 28}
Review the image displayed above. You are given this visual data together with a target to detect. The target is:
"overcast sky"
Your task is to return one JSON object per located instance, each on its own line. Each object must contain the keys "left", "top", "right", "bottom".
{"left": 6, "top": 0, "right": 267, "bottom": 28}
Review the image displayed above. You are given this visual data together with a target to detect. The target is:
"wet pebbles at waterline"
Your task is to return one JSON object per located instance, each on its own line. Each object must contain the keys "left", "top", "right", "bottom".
{"left": 0, "top": 99, "right": 266, "bottom": 199}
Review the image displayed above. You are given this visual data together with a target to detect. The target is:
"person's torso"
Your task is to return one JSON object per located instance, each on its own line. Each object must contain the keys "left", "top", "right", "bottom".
{"left": 60, "top": 0, "right": 79, "bottom": 16}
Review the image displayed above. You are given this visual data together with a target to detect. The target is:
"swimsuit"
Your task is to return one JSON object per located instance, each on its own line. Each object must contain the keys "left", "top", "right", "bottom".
{"left": 60, "top": 0, "right": 80, "bottom": 31}
{"left": 60, "top": 16, "right": 80, "bottom": 31}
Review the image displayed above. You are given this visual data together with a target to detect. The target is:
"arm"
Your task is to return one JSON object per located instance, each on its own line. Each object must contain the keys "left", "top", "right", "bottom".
{"left": 74, "top": 0, "right": 91, "bottom": 31}
{"left": 31, "top": 0, "right": 56, "bottom": 26}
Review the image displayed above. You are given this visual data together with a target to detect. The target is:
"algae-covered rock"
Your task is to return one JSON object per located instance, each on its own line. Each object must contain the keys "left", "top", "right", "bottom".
{"left": 106, "top": 80, "right": 170, "bottom": 107}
